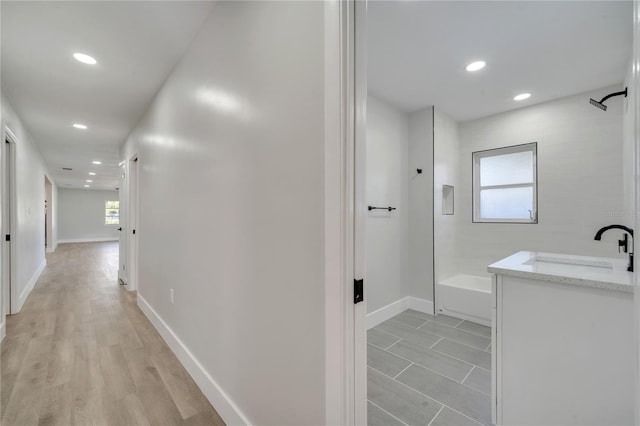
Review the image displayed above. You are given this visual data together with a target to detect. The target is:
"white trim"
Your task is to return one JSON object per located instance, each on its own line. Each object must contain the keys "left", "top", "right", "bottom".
{"left": 353, "top": 1, "right": 368, "bottom": 424}
{"left": 46, "top": 243, "right": 57, "bottom": 253}
{"left": 0, "top": 320, "right": 5, "bottom": 342}
{"left": 15, "top": 259, "right": 46, "bottom": 313}
{"left": 324, "top": 1, "right": 354, "bottom": 425}
{"left": 366, "top": 297, "right": 434, "bottom": 330}
{"left": 58, "top": 238, "right": 118, "bottom": 244}
{"left": 137, "top": 294, "right": 250, "bottom": 426}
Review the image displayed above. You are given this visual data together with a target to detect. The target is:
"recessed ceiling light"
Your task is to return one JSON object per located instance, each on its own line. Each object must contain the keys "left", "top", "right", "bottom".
{"left": 73, "top": 123, "right": 87, "bottom": 130}
{"left": 465, "top": 61, "right": 486, "bottom": 72}
{"left": 84, "top": 185, "right": 90, "bottom": 188}
{"left": 73, "top": 53, "right": 97, "bottom": 65}
{"left": 86, "top": 180, "right": 93, "bottom": 183}
{"left": 514, "top": 93, "right": 531, "bottom": 101}
{"left": 88, "top": 172, "right": 96, "bottom": 176}
{"left": 92, "top": 161, "right": 102, "bottom": 165}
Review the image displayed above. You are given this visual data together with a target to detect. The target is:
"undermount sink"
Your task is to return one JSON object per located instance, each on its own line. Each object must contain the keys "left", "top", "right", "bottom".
{"left": 523, "top": 255, "right": 613, "bottom": 269}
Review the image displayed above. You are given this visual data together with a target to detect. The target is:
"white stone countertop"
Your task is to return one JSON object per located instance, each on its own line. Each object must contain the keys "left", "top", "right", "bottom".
{"left": 487, "top": 251, "right": 635, "bottom": 294}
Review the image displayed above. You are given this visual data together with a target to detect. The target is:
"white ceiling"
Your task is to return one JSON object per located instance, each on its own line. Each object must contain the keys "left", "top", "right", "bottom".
{"left": 1, "top": 1, "right": 214, "bottom": 190}
{"left": 368, "top": 1, "right": 633, "bottom": 121}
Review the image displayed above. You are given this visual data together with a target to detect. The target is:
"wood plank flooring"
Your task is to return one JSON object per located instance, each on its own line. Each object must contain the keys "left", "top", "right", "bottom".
{"left": 367, "top": 310, "right": 492, "bottom": 426}
{"left": 1, "top": 242, "right": 224, "bottom": 426}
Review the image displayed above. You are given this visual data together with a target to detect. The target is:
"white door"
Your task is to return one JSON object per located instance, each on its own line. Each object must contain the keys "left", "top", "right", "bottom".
{"left": 118, "top": 162, "right": 127, "bottom": 284}
{"left": 2, "top": 133, "right": 15, "bottom": 315}
{"left": 127, "top": 155, "right": 139, "bottom": 292}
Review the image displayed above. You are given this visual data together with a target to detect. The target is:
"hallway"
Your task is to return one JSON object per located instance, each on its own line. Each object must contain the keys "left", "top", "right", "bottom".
{"left": 1, "top": 242, "right": 224, "bottom": 425}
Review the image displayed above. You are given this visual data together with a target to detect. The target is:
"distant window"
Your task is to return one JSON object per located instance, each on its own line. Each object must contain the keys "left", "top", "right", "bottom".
{"left": 105, "top": 200, "right": 120, "bottom": 225}
{"left": 473, "top": 143, "right": 537, "bottom": 223}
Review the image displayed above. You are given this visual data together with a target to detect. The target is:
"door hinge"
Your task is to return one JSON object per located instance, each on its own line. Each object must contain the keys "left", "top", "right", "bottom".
{"left": 354, "top": 279, "right": 364, "bottom": 304}
{"left": 5, "top": 234, "right": 10, "bottom": 242}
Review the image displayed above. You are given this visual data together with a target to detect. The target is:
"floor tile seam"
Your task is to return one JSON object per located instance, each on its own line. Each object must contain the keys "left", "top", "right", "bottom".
{"left": 418, "top": 322, "right": 491, "bottom": 348}
{"left": 384, "top": 343, "right": 476, "bottom": 380}
{"left": 369, "top": 347, "right": 472, "bottom": 385}
{"left": 374, "top": 364, "right": 489, "bottom": 426}
{"left": 367, "top": 399, "right": 411, "bottom": 426}
{"left": 454, "top": 323, "right": 492, "bottom": 339}
{"left": 427, "top": 332, "right": 492, "bottom": 353}
{"left": 428, "top": 345, "right": 489, "bottom": 370}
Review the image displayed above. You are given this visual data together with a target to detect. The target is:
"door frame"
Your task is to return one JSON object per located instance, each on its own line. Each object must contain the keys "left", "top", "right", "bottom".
{"left": 322, "top": 0, "right": 367, "bottom": 424}
{"left": 127, "top": 154, "right": 139, "bottom": 292}
{"left": 2, "top": 127, "right": 17, "bottom": 316}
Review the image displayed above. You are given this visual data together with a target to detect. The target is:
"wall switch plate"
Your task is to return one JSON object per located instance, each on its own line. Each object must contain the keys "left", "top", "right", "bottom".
{"left": 169, "top": 289, "right": 174, "bottom": 304}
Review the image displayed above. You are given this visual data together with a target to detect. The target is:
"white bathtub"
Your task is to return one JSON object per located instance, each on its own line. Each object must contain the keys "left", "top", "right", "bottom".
{"left": 436, "top": 274, "right": 492, "bottom": 327}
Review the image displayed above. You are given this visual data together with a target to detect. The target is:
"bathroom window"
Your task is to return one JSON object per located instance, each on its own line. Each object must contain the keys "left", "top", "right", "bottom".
{"left": 473, "top": 143, "right": 537, "bottom": 223}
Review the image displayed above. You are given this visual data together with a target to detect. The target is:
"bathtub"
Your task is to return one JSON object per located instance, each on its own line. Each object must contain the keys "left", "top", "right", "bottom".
{"left": 436, "top": 274, "right": 492, "bottom": 327}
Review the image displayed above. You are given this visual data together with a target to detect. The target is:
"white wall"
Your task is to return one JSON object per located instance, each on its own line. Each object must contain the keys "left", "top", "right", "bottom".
{"left": 58, "top": 188, "right": 119, "bottom": 243}
{"left": 119, "top": 3, "right": 327, "bottom": 424}
{"left": 433, "top": 108, "right": 459, "bottom": 284}
{"left": 408, "top": 107, "right": 434, "bottom": 302}
{"left": 456, "top": 86, "right": 625, "bottom": 277}
{"left": 1, "top": 87, "right": 54, "bottom": 318}
{"left": 366, "top": 96, "right": 410, "bottom": 313}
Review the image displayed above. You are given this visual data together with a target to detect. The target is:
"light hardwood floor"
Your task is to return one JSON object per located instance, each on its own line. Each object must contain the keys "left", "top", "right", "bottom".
{"left": 1, "top": 242, "right": 224, "bottom": 426}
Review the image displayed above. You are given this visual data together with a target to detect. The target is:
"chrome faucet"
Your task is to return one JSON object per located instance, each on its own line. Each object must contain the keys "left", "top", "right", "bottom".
{"left": 594, "top": 224, "right": 634, "bottom": 272}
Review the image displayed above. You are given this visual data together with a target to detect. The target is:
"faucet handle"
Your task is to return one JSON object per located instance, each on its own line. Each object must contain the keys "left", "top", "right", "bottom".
{"left": 619, "top": 233, "right": 629, "bottom": 253}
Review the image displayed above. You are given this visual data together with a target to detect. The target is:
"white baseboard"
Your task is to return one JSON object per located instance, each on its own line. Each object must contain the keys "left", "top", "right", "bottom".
{"left": 137, "top": 295, "right": 250, "bottom": 426}
{"left": 58, "top": 238, "right": 118, "bottom": 244}
{"left": 16, "top": 259, "right": 46, "bottom": 313}
{"left": 0, "top": 320, "right": 5, "bottom": 343}
{"left": 367, "top": 296, "right": 434, "bottom": 330}
{"left": 46, "top": 242, "right": 57, "bottom": 253}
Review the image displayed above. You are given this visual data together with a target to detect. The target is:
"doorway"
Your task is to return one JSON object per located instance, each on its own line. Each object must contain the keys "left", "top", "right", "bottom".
{"left": 354, "top": 2, "right": 638, "bottom": 425}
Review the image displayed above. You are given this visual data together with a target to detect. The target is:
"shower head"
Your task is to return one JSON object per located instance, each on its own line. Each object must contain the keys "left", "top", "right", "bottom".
{"left": 589, "top": 98, "right": 607, "bottom": 111}
{"left": 589, "top": 87, "right": 628, "bottom": 111}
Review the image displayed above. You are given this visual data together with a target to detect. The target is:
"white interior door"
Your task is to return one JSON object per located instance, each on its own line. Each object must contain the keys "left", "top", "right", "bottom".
{"left": 3, "top": 132, "right": 16, "bottom": 315}
{"left": 127, "top": 155, "right": 138, "bottom": 292}
{"left": 118, "top": 162, "right": 127, "bottom": 284}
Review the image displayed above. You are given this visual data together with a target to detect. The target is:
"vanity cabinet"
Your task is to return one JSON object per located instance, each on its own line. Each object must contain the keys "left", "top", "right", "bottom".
{"left": 489, "top": 252, "right": 634, "bottom": 426}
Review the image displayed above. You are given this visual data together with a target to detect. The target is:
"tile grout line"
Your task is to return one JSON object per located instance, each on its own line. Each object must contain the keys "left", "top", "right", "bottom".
{"left": 367, "top": 399, "right": 411, "bottom": 426}
{"left": 384, "top": 337, "right": 403, "bottom": 350}
{"left": 428, "top": 336, "right": 444, "bottom": 349}
{"left": 374, "top": 365, "right": 488, "bottom": 426}
{"left": 440, "top": 404, "right": 486, "bottom": 426}
{"left": 393, "top": 362, "right": 414, "bottom": 379}
{"left": 461, "top": 365, "right": 475, "bottom": 384}
{"left": 370, "top": 348, "right": 473, "bottom": 386}
{"left": 427, "top": 404, "right": 445, "bottom": 426}
{"left": 418, "top": 321, "right": 491, "bottom": 349}
{"left": 455, "top": 321, "right": 492, "bottom": 339}
{"left": 428, "top": 344, "right": 488, "bottom": 371}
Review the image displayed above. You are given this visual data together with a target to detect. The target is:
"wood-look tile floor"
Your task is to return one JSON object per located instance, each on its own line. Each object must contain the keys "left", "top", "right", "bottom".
{"left": 1, "top": 242, "right": 225, "bottom": 426}
{"left": 367, "top": 310, "right": 492, "bottom": 426}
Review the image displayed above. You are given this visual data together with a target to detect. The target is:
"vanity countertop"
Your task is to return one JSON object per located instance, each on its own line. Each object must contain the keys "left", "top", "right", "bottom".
{"left": 487, "top": 251, "right": 634, "bottom": 293}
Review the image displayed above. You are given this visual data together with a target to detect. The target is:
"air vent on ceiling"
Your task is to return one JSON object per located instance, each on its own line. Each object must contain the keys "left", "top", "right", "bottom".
{"left": 62, "top": 167, "right": 72, "bottom": 171}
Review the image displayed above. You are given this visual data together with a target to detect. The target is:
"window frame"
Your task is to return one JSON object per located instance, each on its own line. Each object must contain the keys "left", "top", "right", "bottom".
{"left": 472, "top": 142, "right": 538, "bottom": 224}
{"left": 105, "top": 200, "right": 120, "bottom": 226}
